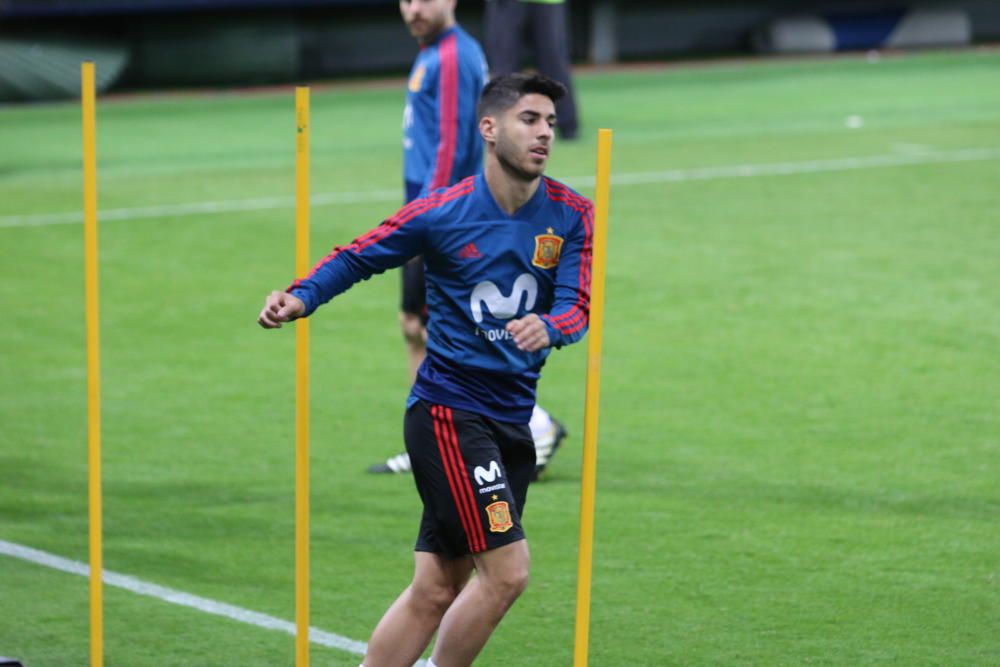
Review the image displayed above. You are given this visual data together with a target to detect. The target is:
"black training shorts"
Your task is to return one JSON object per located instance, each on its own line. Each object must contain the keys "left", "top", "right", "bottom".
{"left": 405, "top": 399, "right": 536, "bottom": 558}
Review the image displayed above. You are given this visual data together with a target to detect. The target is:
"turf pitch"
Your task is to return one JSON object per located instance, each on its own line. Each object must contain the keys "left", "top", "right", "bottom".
{"left": 1, "top": 49, "right": 998, "bottom": 665}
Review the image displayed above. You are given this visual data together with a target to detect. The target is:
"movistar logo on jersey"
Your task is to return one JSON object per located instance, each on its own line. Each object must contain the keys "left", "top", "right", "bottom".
{"left": 470, "top": 273, "right": 537, "bottom": 323}
{"left": 474, "top": 460, "right": 503, "bottom": 485}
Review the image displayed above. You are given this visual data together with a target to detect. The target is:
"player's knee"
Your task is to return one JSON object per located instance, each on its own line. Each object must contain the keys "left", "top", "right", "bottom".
{"left": 399, "top": 312, "right": 425, "bottom": 345}
{"left": 486, "top": 564, "right": 530, "bottom": 606}
{"left": 412, "top": 580, "right": 462, "bottom": 616}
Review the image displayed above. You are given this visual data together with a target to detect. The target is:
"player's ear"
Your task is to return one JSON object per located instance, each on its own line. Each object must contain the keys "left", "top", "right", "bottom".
{"left": 479, "top": 115, "right": 496, "bottom": 143}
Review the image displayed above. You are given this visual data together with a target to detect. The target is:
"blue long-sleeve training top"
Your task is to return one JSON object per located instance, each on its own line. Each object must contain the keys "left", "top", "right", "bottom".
{"left": 403, "top": 24, "right": 488, "bottom": 195}
{"left": 289, "top": 173, "right": 594, "bottom": 423}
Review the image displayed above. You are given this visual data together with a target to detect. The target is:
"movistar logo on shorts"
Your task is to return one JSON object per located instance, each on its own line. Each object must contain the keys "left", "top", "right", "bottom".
{"left": 470, "top": 274, "right": 537, "bottom": 323}
{"left": 473, "top": 460, "right": 503, "bottom": 485}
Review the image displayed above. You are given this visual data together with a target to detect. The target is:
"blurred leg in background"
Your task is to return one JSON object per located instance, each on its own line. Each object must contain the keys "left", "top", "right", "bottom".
{"left": 485, "top": 0, "right": 580, "bottom": 139}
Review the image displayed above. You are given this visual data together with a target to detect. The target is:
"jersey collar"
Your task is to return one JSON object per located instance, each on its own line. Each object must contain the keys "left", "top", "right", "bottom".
{"left": 477, "top": 172, "right": 549, "bottom": 221}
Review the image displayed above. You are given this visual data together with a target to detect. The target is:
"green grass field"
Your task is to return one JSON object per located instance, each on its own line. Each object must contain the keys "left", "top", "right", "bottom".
{"left": 1, "top": 49, "right": 998, "bottom": 666}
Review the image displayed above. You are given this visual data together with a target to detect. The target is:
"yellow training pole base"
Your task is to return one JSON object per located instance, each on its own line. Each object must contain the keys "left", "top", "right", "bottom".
{"left": 573, "top": 129, "right": 613, "bottom": 667}
{"left": 82, "top": 60, "right": 104, "bottom": 667}
{"left": 294, "top": 85, "right": 311, "bottom": 667}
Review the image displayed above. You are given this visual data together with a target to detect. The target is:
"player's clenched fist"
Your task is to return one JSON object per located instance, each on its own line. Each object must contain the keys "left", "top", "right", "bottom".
{"left": 257, "top": 290, "right": 305, "bottom": 329}
{"left": 506, "top": 313, "right": 551, "bottom": 352}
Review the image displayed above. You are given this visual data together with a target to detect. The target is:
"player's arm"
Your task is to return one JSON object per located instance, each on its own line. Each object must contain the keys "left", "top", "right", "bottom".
{"left": 507, "top": 203, "right": 594, "bottom": 351}
{"left": 538, "top": 203, "right": 595, "bottom": 349}
{"left": 257, "top": 204, "right": 431, "bottom": 327}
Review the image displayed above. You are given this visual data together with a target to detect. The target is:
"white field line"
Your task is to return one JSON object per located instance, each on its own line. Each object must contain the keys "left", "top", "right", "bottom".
{"left": 0, "top": 538, "right": 422, "bottom": 663}
{"left": 3, "top": 107, "right": 997, "bottom": 185}
{"left": 0, "top": 188, "right": 402, "bottom": 229}
{"left": 2, "top": 146, "right": 999, "bottom": 230}
{"left": 571, "top": 146, "right": 1000, "bottom": 187}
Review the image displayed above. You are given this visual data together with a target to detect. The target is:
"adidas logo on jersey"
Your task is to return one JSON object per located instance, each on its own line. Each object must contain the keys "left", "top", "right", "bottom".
{"left": 458, "top": 242, "right": 481, "bottom": 259}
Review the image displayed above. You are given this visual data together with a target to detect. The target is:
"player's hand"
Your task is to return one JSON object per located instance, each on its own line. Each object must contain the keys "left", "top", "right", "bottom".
{"left": 257, "top": 290, "right": 305, "bottom": 329}
{"left": 506, "top": 314, "right": 550, "bottom": 352}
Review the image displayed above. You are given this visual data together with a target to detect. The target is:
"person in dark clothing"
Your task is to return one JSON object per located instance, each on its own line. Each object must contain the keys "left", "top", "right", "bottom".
{"left": 485, "top": 0, "right": 580, "bottom": 139}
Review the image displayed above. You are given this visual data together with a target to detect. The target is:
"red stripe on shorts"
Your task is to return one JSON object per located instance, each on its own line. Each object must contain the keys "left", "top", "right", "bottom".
{"left": 442, "top": 407, "right": 487, "bottom": 552}
{"left": 431, "top": 405, "right": 484, "bottom": 553}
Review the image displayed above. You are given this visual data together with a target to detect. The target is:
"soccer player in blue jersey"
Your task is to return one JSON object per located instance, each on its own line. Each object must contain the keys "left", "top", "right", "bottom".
{"left": 397, "top": 0, "right": 485, "bottom": 383}
{"left": 372, "top": 0, "right": 567, "bottom": 479}
{"left": 258, "top": 73, "right": 592, "bottom": 667}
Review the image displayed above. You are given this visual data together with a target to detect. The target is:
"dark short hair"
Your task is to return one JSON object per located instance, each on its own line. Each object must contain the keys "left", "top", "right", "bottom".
{"left": 476, "top": 73, "right": 567, "bottom": 120}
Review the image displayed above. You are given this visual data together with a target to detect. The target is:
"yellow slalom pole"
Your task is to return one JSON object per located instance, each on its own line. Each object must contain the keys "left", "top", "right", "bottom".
{"left": 294, "top": 86, "right": 311, "bottom": 667}
{"left": 81, "top": 61, "right": 104, "bottom": 667}
{"left": 573, "top": 129, "right": 613, "bottom": 667}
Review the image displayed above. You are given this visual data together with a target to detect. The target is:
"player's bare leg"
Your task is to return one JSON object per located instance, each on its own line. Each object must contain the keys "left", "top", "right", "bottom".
{"left": 368, "top": 313, "right": 427, "bottom": 474}
{"left": 363, "top": 551, "right": 473, "bottom": 667}
{"left": 430, "top": 540, "right": 530, "bottom": 667}
{"left": 400, "top": 311, "right": 427, "bottom": 384}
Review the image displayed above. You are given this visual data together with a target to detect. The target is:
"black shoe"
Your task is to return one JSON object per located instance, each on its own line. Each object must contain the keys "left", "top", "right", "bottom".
{"left": 531, "top": 420, "right": 567, "bottom": 482}
{"left": 367, "top": 452, "right": 412, "bottom": 474}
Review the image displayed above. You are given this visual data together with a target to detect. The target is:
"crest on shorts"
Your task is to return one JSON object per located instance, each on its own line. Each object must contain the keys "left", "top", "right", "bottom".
{"left": 408, "top": 66, "right": 426, "bottom": 92}
{"left": 486, "top": 501, "right": 513, "bottom": 533}
{"left": 532, "top": 228, "right": 563, "bottom": 269}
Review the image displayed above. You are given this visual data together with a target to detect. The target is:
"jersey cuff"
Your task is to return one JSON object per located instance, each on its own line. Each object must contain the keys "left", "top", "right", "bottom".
{"left": 541, "top": 316, "right": 563, "bottom": 349}
{"left": 288, "top": 286, "right": 318, "bottom": 318}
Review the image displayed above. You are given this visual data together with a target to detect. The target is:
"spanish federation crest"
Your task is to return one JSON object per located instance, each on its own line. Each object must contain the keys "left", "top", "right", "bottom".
{"left": 486, "top": 501, "right": 513, "bottom": 533}
{"left": 532, "top": 228, "right": 564, "bottom": 269}
{"left": 408, "top": 65, "right": 426, "bottom": 93}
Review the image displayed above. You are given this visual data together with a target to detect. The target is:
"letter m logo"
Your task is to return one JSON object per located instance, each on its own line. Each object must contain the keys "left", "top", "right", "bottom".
{"left": 473, "top": 461, "right": 503, "bottom": 485}
{"left": 470, "top": 273, "right": 538, "bottom": 323}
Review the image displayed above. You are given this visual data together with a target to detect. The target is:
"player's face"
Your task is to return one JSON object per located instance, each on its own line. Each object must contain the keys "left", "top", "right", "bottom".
{"left": 400, "top": 0, "right": 455, "bottom": 44}
{"left": 493, "top": 93, "right": 557, "bottom": 182}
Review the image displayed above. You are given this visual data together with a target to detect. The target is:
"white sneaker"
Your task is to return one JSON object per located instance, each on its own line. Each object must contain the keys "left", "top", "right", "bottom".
{"left": 532, "top": 420, "right": 567, "bottom": 481}
{"left": 367, "top": 452, "right": 412, "bottom": 474}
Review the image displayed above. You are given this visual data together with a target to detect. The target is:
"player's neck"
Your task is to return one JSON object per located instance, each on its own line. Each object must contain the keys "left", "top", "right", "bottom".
{"left": 417, "top": 19, "right": 455, "bottom": 47}
{"left": 485, "top": 161, "right": 540, "bottom": 215}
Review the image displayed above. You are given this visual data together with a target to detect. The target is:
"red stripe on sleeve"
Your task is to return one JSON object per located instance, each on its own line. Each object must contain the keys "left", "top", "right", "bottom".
{"left": 429, "top": 34, "right": 459, "bottom": 191}
{"left": 544, "top": 182, "right": 594, "bottom": 335}
{"left": 545, "top": 311, "right": 585, "bottom": 337}
{"left": 287, "top": 178, "right": 475, "bottom": 291}
{"left": 353, "top": 178, "right": 473, "bottom": 253}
